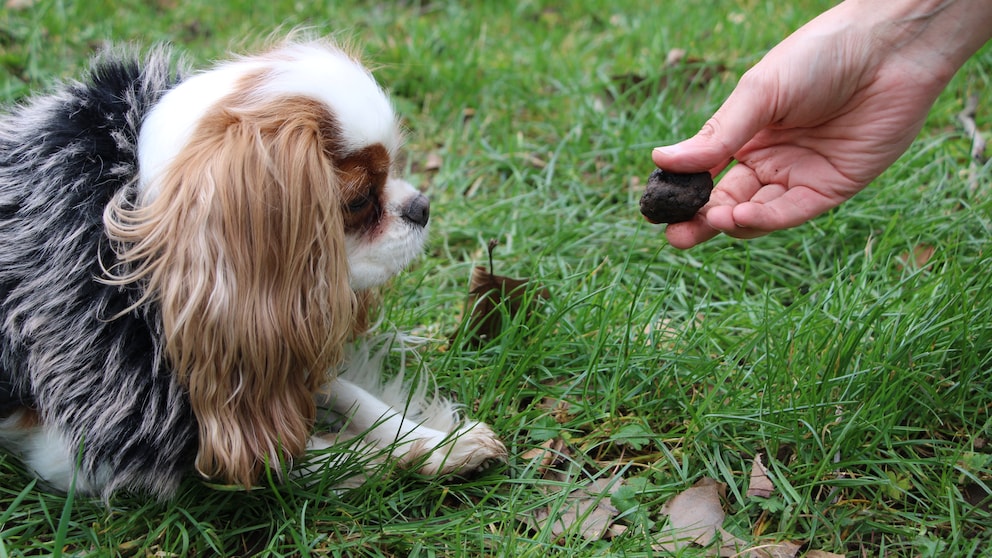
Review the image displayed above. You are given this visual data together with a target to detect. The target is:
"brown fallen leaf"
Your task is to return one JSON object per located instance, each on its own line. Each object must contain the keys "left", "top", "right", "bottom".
{"left": 424, "top": 151, "right": 443, "bottom": 172}
{"left": 757, "top": 540, "right": 803, "bottom": 558}
{"left": 537, "top": 396, "right": 573, "bottom": 424}
{"left": 603, "top": 522, "right": 627, "bottom": 540}
{"left": 655, "top": 477, "right": 735, "bottom": 550}
{"left": 896, "top": 244, "right": 935, "bottom": 271}
{"left": 532, "top": 475, "right": 624, "bottom": 541}
{"left": 461, "top": 239, "right": 549, "bottom": 344}
{"left": 804, "top": 552, "right": 845, "bottom": 558}
{"left": 655, "top": 477, "right": 804, "bottom": 557}
{"left": 523, "top": 437, "right": 627, "bottom": 542}
{"left": 665, "top": 48, "right": 688, "bottom": 66}
{"left": 521, "top": 437, "right": 569, "bottom": 477}
{"left": 747, "top": 453, "right": 776, "bottom": 499}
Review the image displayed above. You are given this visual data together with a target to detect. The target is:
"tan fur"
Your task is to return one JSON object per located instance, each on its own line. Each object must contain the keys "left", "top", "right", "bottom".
{"left": 0, "top": 407, "right": 40, "bottom": 428}
{"left": 104, "top": 85, "right": 371, "bottom": 487}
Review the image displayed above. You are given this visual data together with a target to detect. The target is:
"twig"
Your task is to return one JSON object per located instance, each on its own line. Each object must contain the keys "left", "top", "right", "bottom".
{"left": 958, "top": 94, "right": 987, "bottom": 162}
{"left": 956, "top": 93, "right": 987, "bottom": 192}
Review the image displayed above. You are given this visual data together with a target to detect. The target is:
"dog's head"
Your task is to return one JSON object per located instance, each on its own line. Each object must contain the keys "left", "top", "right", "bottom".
{"left": 104, "top": 39, "right": 427, "bottom": 487}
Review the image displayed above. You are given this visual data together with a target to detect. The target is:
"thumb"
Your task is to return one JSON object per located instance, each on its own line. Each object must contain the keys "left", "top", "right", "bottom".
{"left": 652, "top": 81, "right": 775, "bottom": 174}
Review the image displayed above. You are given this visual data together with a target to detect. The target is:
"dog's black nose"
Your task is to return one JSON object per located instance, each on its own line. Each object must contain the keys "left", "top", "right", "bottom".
{"left": 402, "top": 194, "right": 430, "bottom": 227}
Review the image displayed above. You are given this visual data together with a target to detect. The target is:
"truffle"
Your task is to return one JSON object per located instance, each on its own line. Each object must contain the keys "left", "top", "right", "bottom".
{"left": 639, "top": 168, "right": 713, "bottom": 224}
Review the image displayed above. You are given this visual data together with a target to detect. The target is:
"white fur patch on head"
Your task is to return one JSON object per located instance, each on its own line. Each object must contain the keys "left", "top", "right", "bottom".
{"left": 258, "top": 42, "right": 400, "bottom": 155}
{"left": 137, "top": 40, "right": 400, "bottom": 202}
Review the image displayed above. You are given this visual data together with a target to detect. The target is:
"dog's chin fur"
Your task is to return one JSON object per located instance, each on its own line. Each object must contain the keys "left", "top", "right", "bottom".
{"left": 0, "top": 38, "right": 504, "bottom": 499}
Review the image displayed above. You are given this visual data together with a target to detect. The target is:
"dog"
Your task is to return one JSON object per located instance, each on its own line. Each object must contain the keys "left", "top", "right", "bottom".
{"left": 0, "top": 37, "right": 505, "bottom": 499}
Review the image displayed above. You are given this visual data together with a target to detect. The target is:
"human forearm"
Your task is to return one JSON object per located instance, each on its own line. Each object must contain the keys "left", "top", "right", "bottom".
{"left": 850, "top": 0, "right": 992, "bottom": 80}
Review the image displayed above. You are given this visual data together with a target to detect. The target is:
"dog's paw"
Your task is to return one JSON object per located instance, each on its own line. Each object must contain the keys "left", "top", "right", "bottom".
{"left": 409, "top": 421, "right": 506, "bottom": 476}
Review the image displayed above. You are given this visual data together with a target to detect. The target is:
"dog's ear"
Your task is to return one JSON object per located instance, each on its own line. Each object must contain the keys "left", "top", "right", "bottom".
{"left": 106, "top": 95, "right": 360, "bottom": 487}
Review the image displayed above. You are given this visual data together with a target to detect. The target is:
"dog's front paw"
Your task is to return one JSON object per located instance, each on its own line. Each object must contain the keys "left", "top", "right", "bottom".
{"left": 411, "top": 421, "right": 506, "bottom": 476}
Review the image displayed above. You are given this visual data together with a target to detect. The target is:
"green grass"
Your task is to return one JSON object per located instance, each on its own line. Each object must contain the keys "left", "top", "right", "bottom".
{"left": 2, "top": 0, "right": 991, "bottom": 556}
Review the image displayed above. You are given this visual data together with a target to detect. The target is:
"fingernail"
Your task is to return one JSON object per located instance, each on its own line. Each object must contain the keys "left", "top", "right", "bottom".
{"left": 653, "top": 145, "right": 679, "bottom": 156}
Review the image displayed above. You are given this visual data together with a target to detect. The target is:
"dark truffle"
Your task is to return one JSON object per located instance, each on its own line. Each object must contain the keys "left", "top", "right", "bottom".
{"left": 639, "top": 168, "right": 713, "bottom": 224}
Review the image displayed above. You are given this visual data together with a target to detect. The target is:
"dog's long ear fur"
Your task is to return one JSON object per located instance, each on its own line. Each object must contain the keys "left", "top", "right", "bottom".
{"left": 105, "top": 91, "right": 362, "bottom": 487}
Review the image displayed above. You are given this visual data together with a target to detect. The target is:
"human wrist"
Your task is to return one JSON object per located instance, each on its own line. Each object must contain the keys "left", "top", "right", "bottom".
{"left": 856, "top": 0, "right": 992, "bottom": 77}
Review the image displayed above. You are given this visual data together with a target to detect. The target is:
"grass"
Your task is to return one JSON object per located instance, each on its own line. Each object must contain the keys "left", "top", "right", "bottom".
{"left": 2, "top": 0, "right": 991, "bottom": 556}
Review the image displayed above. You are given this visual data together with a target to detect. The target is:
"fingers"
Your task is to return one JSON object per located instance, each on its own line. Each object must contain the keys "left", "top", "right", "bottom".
{"left": 664, "top": 217, "right": 720, "bottom": 249}
{"left": 729, "top": 186, "right": 836, "bottom": 231}
{"left": 662, "top": 174, "right": 839, "bottom": 249}
{"left": 652, "top": 76, "right": 777, "bottom": 174}
{"left": 660, "top": 161, "right": 763, "bottom": 250}
{"left": 661, "top": 174, "right": 764, "bottom": 249}
{"left": 662, "top": 199, "right": 797, "bottom": 250}
{"left": 663, "top": 205, "right": 776, "bottom": 250}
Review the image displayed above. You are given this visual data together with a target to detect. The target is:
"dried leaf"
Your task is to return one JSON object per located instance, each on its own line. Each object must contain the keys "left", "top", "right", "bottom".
{"left": 665, "top": 48, "right": 688, "bottom": 66}
{"left": 603, "top": 523, "right": 627, "bottom": 540}
{"left": 654, "top": 477, "right": 758, "bottom": 556}
{"left": 424, "top": 151, "right": 443, "bottom": 171}
{"left": 715, "top": 528, "right": 753, "bottom": 556}
{"left": 520, "top": 153, "right": 547, "bottom": 169}
{"left": 557, "top": 493, "right": 618, "bottom": 539}
{"left": 656, "top": 477, "right": 727, "bottom": 548}
{"left": 754, "top": 540, "right": 804, "bottom": 558}
{"left": 805, "top": 552, "right": 845, "bottom": 558}
{"left": 896, "top": 244, "right": 935, "bottom": 271}
{"left": 654, "top": 478, "right": 807, "bottom": 557}
{"left": 462, "top": 240, "right": 549, "bottom": 344}
{"left": 537, "top": 396, "right": 573, "bottom": 424}
{"left": 521, "top": 437, "right": 568, "bottom": 477}
{"left": 524, "top": 439, "right": 626, "bottom": 542}
{"left": 532, "top": 475, "right": 625, "bottom": 541}
{"left": 747, "top": 454, "right": 776, "bottom": 499}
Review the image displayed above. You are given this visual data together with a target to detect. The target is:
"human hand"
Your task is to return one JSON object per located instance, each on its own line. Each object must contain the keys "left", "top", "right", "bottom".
{"left": 653, "top": 0, "right": 990, "bottom": 249}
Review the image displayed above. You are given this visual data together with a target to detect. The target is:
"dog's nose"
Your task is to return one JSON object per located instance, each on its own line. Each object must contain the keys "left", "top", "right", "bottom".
{"left": 402, "top": 194, "right": 430, "bottom": 227}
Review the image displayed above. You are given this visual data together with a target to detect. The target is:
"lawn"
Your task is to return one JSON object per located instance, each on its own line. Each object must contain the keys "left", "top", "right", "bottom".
{"left": 1, "top": 1, "right": 991, "bottom": 556}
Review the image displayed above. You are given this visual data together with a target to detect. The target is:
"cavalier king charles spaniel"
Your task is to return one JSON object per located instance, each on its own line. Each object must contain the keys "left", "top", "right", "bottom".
{"left": 0, "top": 37, "right": 505, "bottom": 498}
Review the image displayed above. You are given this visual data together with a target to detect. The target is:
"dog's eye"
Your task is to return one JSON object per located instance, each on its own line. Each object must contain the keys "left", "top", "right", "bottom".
{"left": 342, "top": 189, "right": 382, "bottom": 234}
{"left": 346, "top": 196, "right": 372, "bottom": 213}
